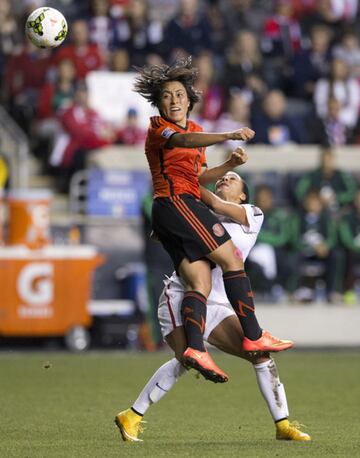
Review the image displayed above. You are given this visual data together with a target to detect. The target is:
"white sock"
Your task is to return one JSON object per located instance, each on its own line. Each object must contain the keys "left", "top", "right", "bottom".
{"left": 253, "top": 358, "right": 289, "bottom": 422}
{"left": 132, "top": 358, "right": 186, "bottom": 415}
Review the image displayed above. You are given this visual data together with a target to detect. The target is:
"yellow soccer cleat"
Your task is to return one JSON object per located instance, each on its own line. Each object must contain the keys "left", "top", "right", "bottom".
{"left": 114, "top": 408, "right": 146, "bottom": 442}
{"left": 276, "top": 419, "right": 311, "bottom": 441}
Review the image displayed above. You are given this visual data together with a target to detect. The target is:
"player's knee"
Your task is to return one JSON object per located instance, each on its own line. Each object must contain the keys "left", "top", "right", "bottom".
{"left": 215, "top": 245, "right": 245, "bottom": 272}
{"left": 218, "top": 254, "right": 244, "bottom": 272}
{"left": 185, "top": 280, "right": 211, "bottom": 298}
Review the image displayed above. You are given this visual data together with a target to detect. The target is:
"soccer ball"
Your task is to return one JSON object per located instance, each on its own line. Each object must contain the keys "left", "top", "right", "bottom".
{"left": 25, "top": 7, "right": 67, "bottom": 49}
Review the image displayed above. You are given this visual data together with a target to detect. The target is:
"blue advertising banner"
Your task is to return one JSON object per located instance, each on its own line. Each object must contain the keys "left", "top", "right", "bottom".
{"left": 86, "top": 169, "right": 150, "bottom": 217}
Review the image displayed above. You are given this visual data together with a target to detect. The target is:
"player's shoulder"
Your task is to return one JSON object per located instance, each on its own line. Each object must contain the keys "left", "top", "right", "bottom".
{"left": 148, "top": 116, "right": 179, "bottom": 141}
{"left": 149, "top": 116, "right": 169, "bottom": 129}
{"left": 244, "top": 204, "right": 263, "bottom": 217}
{"left": 187, "top": 119, "right": 203, "bottom": 133}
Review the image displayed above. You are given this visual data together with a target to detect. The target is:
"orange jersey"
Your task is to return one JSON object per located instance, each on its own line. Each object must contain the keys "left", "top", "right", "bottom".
{"left": 145, "top": 116, "right": 207, "bottom": 199}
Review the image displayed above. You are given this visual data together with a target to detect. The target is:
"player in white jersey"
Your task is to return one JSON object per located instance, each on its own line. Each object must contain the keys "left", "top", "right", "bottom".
{"left": 115, "top": 171, "right": 310, "bottom": 443}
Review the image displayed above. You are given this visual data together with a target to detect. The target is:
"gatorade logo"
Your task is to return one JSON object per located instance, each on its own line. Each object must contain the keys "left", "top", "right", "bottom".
{"left": 17, "top": 263, "right": 54, "bottom": 318}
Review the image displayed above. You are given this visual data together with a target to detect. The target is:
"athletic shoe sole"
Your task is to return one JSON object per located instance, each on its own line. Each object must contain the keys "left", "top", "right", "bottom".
{"left": 181, "top": 355, "right": 228, "bottom": 383}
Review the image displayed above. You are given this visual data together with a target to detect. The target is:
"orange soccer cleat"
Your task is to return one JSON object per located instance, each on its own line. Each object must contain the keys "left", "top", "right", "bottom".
{"left": 243, "top": 330, "right": 294, "bottom": 353}
{"left": 181, "top": 347, "right": 229, "bottom": 383}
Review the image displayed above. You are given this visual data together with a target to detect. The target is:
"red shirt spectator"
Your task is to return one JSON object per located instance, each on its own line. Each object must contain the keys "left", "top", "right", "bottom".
{"left": 118, "top": 108, "right": 146, "bottom": 145}
{"left": 54, "top": 20, "right": 104, "bottom": 80}
{"left": 4, "top": 43, "right": 52, "bottom": 97}
{"left": 37, "top": 58, "right": 76, "bottom": 120}
{"left": 59, "top": 83, "right": 114, "bottom": 167}
{"left": 262, "top": 0, "right": 302, "bottom": 59}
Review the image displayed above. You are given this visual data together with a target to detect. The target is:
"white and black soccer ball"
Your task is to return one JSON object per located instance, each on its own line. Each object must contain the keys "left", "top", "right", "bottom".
{"left": 25, "top": 7, "right": 68, "bottom": 49}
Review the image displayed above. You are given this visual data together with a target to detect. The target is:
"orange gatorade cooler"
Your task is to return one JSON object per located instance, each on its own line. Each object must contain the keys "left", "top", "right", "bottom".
{"left": 7, "top": 189, "right": 52, "bottom": 248}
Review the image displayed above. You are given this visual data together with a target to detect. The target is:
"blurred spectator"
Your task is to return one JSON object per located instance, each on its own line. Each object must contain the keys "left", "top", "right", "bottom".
{"left": 163, "top": 0, "right": 212, "bottom": 59}
{"left": 26, "top": 0, "right": 90, "bottom": 23}
{"left": 110, "top": 48, "right": 130, "bottom": 71}
{"left": 292, "top": 188, "right": 339, "bottom": 302}
{"left": 37, "top": 59, "right": 76, "bottom": 121}
{"left": 221, "top": 0, "right": 272, "bottom": 38}
{"left": 194, "top": 51, "right": 224, "bottom": 124}
{"left": 339, "top": 189, "right": 360, "bottom": 302}
{"left": 147, "top": 0, "right": 178, "bottom": 23}
{"left": 247, "top": 184, "right": 295, "bottom": 297}
{"left": 222, "top": 29, "right": 267, "bottom": 102}
{"left": 314, "top": 57, "right": 360, "bottom": 130}
{"left": 310, "top": 95, "right": 354, "bottom": 145}
{"left": 301, "top": 0, "right": 346, "bottom": 37}
{"left": 50, "top": 82, "right": 118, "bottom": 191}
{"left": 214, "top": 91, "right": 251, "bottom": 151}
{"left": 0, "top": 0, "right": 21, "bottom": 88}
{"left": 251, "top": 89, "right": 307, "bottom": 144}
{"left": 117, "top": 107, "right": 146, "bottom": 145}
{"left": 205, "top": 0, "right": 227, "bottom": 61}
{"left": 261, "top": 0, "right": 302, "bottom": 60}
{"left": 291, "top": 25, "right": 332, "bottom": 100}
{"left": 114, "top": 0, "right": 164, "bottom": 67}
{"left": 35, "top": 58, "right": 77, "bottom": 163}
{"left": 54, "top": 19, "right": 105, "bottom": 80}
{"left": 332, "top": 29, "right": 360, "bottom": 78}
{"left": 88, "top": 0, "right": 117, "bottom": 53}
{"left": 330, "top": 0, "right": 358, "bottom": 23}
{"left": 4, "top": 41, "right": 52, "bottom": 133}
{"left": 295, "top": 148, "right": 357, "bottom": 212}
{"left": 290, "top": 0, "right": 317, "bottom": 19}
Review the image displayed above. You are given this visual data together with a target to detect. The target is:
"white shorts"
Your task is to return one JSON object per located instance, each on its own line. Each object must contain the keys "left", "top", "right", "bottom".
{"left": 158, "top": 279, "right": 235, "bottom": 341}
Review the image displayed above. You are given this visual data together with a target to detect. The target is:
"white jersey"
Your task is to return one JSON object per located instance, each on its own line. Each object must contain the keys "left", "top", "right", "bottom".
{"left": 167, "top": 204, "right": 264, "bottom": 305}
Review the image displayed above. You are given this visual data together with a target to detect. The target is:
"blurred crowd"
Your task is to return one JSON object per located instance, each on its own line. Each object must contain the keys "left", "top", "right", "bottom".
{"left": 1, "top": 0, "right": 360, "bottom": 304}
{"left": 3, "top": 1, "right": 360, "bottom": 161}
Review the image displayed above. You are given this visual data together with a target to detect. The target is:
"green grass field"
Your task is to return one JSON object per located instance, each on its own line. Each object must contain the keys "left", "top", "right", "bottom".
{"left": 1, "top": 350, "right": 360, "bottom": 457}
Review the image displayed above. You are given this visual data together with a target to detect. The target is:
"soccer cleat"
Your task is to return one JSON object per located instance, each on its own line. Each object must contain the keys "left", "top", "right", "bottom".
{"left": 181, "top": 347, "right": 229, "bottom": 383}
{"left": 114, "top": 408, "right": 146, "bottom": 442}
{"left": 276, "top": 419, "right": 311, "bottom": 441}
{"left": 243, "top": 330, "right": 293, "bottom": 353}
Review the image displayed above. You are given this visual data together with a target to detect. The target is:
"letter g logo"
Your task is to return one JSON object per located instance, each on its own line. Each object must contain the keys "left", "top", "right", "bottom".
{"left": 17, "top": 263, "right": 54, "bottom": 306}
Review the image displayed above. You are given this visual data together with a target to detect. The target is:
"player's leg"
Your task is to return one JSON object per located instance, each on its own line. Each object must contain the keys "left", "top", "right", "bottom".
{"left": 207, "top": 315, "right": 310, "bottom": 441}
{"left": 178, "top": 257, "right": 211, "bottom": 352}
{"left": 207, "top": 240, "right": 293, "bottom": 352}
{"left": 115, "top": 327, "right": 188, "bottom": 443}
{"left": 175, "top": 257, "right": 228, "bottom": 383}
{"left": 152, "top": 196, "right": 229, "bottom": 382}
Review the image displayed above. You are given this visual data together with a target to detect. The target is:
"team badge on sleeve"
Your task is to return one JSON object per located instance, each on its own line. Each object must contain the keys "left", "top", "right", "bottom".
{"left": 161, "top": 127, "right": 176, "bottom": 139}
{"left": 212, "top": 223, "right": 225, "bottom": 237}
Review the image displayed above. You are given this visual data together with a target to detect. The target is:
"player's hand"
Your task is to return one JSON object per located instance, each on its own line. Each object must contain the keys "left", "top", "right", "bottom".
{"left": 228, "top": 127, "right": 255, "bottom": 142}
{"left": 228, "top": 147, "right": 248, "bottom": 167}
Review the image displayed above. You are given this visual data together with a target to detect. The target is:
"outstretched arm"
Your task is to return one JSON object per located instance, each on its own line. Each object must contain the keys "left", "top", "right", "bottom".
{"left": 199, "top": 148, "right": 248, "bottom": 185}
{"left": 167, "top": 127, "right": 255, "bottom": 148}
{"left": 200, "top": 186, "right": 248, "bottom": 226}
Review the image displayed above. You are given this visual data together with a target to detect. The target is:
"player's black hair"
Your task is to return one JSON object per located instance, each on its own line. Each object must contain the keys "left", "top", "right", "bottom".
{"left": 241, "top": 179, "right": 250, "bottom": 204}
{"left": 133, "top": 56, "right": 201, "bottom": 113}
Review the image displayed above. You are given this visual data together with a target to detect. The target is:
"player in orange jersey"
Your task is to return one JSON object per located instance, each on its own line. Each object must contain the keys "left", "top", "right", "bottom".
{"left": 133, "top": 56, "right": 292, "bottom": 384}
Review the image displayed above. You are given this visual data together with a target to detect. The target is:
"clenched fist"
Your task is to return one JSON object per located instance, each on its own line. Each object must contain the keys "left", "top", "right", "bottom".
{"left": 228, "top": 127, "right": 255, "bottom": 142}
{"left": 228, "top": 147, "right": 248, "bottom": 167}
